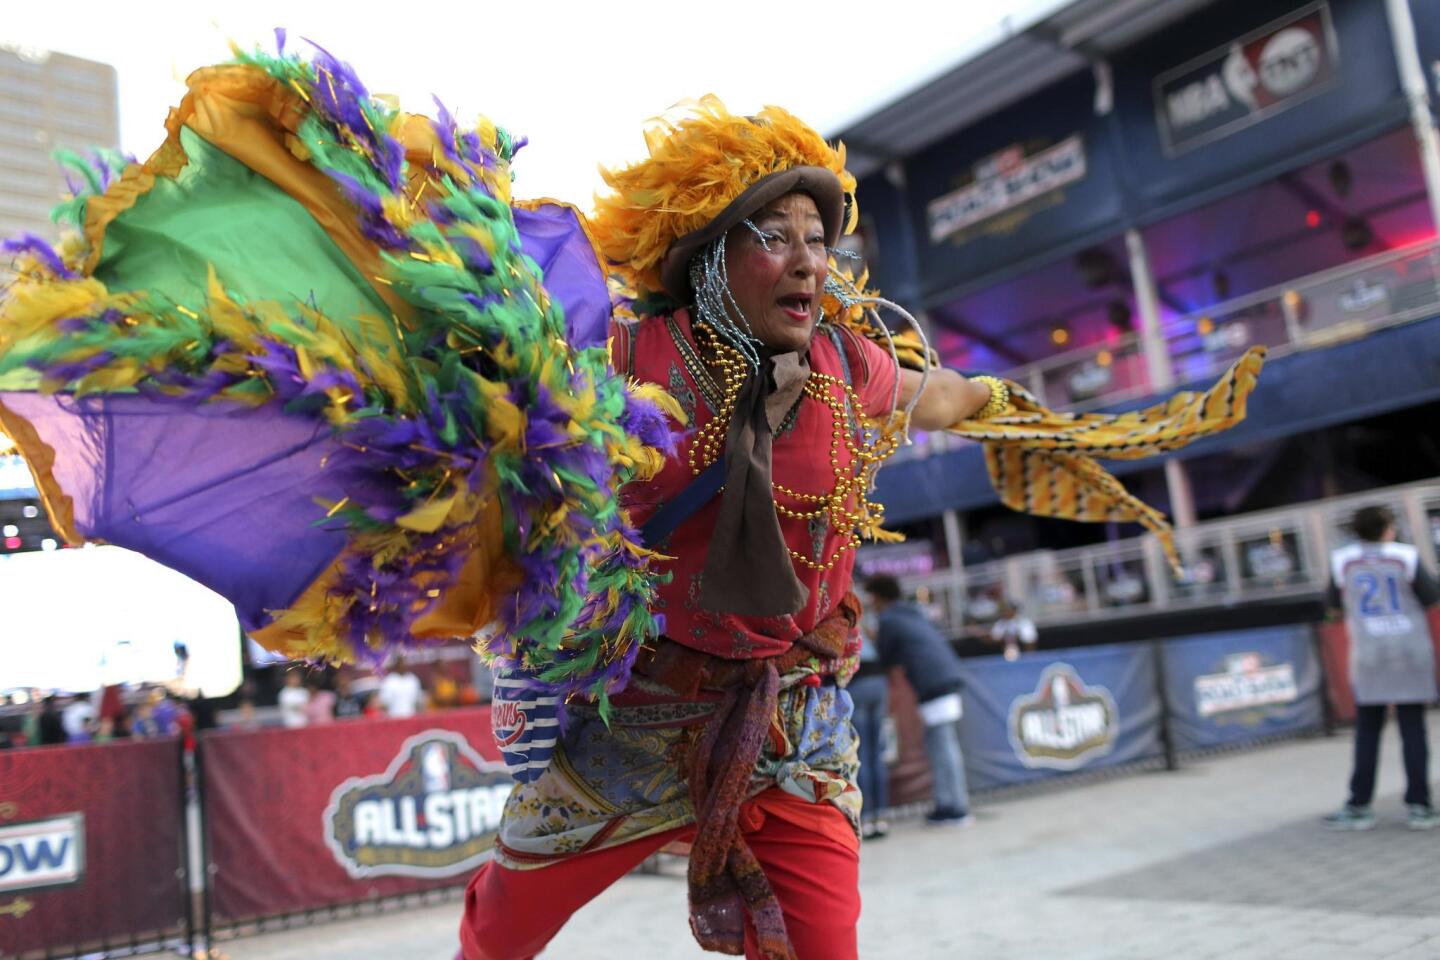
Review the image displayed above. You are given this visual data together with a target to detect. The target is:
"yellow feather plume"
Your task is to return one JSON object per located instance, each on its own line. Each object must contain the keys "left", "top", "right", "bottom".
{"left": 589, "top": 95, "right": 857, "bottom": 297}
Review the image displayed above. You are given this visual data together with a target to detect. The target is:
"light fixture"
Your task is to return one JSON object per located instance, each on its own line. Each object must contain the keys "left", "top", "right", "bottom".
{"left": 1305, "top": 210, "right": 1321, "bottom": 229}
{"left": 1197, "top": 316, "right": 1215, "bottom": 335}
{"left": 1341, "top": 216, "right": 1373, "bottom": 251}
{"left": 1106, "top": 299, "right": 1133, "bottom": 333}
{"left": 1211, "top": 270, "right": 1231, "bottom": 300}
{"left": 1050, "top": 326, "right": 1070, "bottom": 346}
{"left": 1096, "top": 350, "right": 1114, "bottom": 368}
{"left": 1075, "top": 247, "right": 1121, "bottom": 289}
{"left": 1328, "top": 160, "right": 1352, "bottom": 199}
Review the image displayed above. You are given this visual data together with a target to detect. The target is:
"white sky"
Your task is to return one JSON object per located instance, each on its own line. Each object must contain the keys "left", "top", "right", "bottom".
{"left": 4, "top": 0, "right": 1054, "bottom": 206}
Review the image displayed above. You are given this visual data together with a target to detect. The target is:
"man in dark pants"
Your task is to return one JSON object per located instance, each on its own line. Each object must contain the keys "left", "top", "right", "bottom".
{"left": 863, "top": 574, "right": 972, "bottom": 826}
{"left": 1324, "top": 505, "right": 1440, "bottom": 831}
{"left": 849, "top": 630, "right": 890, "bottom": 839}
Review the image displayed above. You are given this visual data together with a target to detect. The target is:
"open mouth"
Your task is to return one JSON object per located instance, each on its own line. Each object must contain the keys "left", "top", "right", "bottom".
{"left": 777, "top": 295, "right": 813, "bottom": 322}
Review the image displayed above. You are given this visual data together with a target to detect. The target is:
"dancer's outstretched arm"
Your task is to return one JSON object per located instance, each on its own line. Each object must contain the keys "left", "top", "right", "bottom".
{"left": 899, "top": 366, "right": 994, "bottom": 430}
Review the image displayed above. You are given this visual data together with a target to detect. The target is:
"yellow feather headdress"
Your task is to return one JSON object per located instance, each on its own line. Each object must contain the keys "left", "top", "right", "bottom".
{"left": 589, "top": 95, "right": 858, "bottom": 298}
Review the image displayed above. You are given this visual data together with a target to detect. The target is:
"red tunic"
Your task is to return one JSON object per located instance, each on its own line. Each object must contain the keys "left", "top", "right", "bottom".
{"left": 616, "top": 309, "right": 899, "bottom": 659}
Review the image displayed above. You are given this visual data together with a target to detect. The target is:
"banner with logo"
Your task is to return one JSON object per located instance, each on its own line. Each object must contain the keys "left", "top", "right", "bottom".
{"left": 1159, "top": 626, "right": 1323, "bottom": 751}
{"left": 903, "top": 71, "right": 1127, "bottom": 298}
{"left": 1154, "top": 2, "right": 1339, "bottom": 156}
{"left": 0, "top": 738, "right": 186, "bottom": 957}
{"left": 202, "top": 708, "right": 509, "bottom": 924}
{"left": 955, "top": 644, "right": 1163, "bottom": 790}
{"left": 1113, "top": 0, "right": 1405, "bottom": 214}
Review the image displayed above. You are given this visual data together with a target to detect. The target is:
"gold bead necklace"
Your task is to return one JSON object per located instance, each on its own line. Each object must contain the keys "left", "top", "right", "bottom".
{"left": 684, "top": 323, "right": 901, "bottom": 572}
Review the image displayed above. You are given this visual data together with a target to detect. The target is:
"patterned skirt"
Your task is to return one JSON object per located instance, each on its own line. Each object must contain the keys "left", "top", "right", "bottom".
{"left": 493, "top": 662, "right": 861, "bottom": 869}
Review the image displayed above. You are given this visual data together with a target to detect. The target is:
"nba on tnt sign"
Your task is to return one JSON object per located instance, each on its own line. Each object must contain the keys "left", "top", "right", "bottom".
{"left": 1154, "top": 1, "right": 1339, "bottom": 155}
{"left": 323, "top": 731, "right": 513, "bottom": 879}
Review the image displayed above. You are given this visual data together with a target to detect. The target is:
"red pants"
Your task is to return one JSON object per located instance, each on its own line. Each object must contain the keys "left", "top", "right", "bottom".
{"left": 459, "top": 791, "right": 860, "bottom": 960}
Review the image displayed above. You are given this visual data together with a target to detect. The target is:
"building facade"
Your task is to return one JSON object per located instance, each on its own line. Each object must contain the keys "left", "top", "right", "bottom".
{"left": 841, "top": 0, "right": 1440, "bottom": 645}
{"left": 0, "top": 45, "right": 119, "bottom": 242}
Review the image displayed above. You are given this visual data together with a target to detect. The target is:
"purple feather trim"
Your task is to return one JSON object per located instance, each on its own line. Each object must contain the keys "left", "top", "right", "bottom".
{"left": 3, "top": 234, "right": 77, "bottom": 279}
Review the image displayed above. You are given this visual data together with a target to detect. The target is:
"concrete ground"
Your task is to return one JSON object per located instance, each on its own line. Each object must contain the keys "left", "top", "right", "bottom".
{"left": 210, "top": 715, "right": 1440, "bottom": 960}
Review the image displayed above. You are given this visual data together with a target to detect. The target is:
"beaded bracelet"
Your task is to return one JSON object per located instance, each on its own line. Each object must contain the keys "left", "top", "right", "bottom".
{"left": 971, "top": 375, "right": 1012, "bottom": 420}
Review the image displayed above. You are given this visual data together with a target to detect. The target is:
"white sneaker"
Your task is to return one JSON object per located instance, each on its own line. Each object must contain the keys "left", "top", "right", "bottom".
{"left": 1407, "top": 804, "right": 1439, "bottom": 830}
{"left": 924, "top": 809, "right": 973, "bottom": 827}
{"left": 1322, "top": 805, "right": 1375, "bottom": 831}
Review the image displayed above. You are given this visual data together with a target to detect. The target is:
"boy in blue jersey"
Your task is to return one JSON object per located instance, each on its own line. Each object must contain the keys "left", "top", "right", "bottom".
{"left": 1324, "top": 505, "right": 1440, "bottom": 831}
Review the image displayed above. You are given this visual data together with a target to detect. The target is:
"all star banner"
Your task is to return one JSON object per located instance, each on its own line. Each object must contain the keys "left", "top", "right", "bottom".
{"left": 1158, "top": 626, "right": 1323, "bottom": 751}
{"left": 202, "top": 707, "right": 509, "bottom": 924}
{"left": 956, "top": 644, "right": 1163, "bottom": 790}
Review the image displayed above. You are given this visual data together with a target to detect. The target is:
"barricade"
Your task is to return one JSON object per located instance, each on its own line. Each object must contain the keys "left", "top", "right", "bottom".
{"left": 198, "top": 707, "right": 507, "bottom": 936}
{"left": 955, "top": 643, "right": 1165, "bottom": 791}
{"left": 1, "top": 627, "right": 1346, "bottom": 956}
{"left": 1158, "top": 625, "right": 1325, "bottom": 753}
{"left": 0, "top": 737, "right": 190, "bottom": 960}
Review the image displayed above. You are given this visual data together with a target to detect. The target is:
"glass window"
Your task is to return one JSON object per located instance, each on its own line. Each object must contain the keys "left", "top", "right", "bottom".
{"left": 1021, "top": 557, "right": 1088, "bottom": 618}
{"left": 0, "top": 99, "right": 45, "bottom": 122}
{"left": 1171, "top": 542, "right": 1228, "bottom": 602}
{"left": 1094, "top": 555, "right": 1151, "bottom": 609}
{"left": 1237, "top": 527, "right": 1307, "bottom": 589}
{"left": 0, "top": 142, "right": 49, "bottom": 171}
{"left": 0, "top": 167, "right": 56, "bottom": 193}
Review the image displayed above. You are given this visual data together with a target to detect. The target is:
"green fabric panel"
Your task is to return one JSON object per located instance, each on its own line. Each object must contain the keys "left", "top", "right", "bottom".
{"left": 94, "top": 126, "right": 393, "bottom": 333}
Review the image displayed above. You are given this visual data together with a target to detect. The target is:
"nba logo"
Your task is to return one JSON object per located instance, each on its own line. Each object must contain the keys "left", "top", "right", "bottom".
{"left": 420, "top": 742, "right": 451, "bottom": 793}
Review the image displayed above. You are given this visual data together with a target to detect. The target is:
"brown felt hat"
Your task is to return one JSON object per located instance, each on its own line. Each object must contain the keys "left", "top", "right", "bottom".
{"left": 658, "top": 165, "right": 846, "bottom": 300}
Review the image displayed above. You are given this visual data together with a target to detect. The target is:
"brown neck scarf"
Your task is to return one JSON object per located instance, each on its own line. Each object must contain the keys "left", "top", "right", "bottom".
{"left": 698, "top": 348, "right": 810, "bottom": 617}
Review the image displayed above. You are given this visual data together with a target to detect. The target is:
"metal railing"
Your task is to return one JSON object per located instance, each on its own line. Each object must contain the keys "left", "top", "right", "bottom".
{"left": 899, "top": 478, "right": 1440, "bottom": 635}
{"left": 1002, "top": 237, "right": 1440, "bottom": 414}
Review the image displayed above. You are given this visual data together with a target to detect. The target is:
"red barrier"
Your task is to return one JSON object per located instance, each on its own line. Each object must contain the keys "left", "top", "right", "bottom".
{"left": 1316, "top": 621, "right": 1357, "bottom": 725}
{"left": 201, "top": 707, "right": 507, "bottom": 925}
{"left": 886, "top": 669, "right": 933, "bottom": 807}
{"left": 0, "top": 738, "right": 186, "bottom": 957}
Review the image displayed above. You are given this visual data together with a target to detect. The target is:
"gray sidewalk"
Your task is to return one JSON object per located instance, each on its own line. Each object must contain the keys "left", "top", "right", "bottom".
{"left": 217, "top": 715, "right": 1440, "bottom": 960}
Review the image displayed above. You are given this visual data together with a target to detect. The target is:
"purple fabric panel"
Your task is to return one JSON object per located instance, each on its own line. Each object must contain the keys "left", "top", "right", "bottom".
{"left": 514, "top": 203, "right": 612, "bottom": 350}
{"left": 0, "top": 392, "right": 374, "bottom": 631}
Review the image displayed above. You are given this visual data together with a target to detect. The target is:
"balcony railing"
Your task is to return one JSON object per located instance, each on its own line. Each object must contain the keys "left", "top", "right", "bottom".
{"left": 1001, "top": 237, "right": 1440, "bottom": 414}
{"left": 893, "top": 478, "right": 1440, "bottom": 636}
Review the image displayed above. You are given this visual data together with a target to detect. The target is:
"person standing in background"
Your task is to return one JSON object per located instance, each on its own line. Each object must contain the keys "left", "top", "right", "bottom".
{"left": 61, "top": 692, "right": 96, "bottom": 742}
{"left": 277, "top": 670, "right": 311, "bottom": 729}
{"left": 37, "top": 696, "right": 67, "bottom": 745}
{"left": 304, "top": 675, "right": 337, "bottom": 725}
{"left": 863, "top": 574, "right": 973, "bottom": 826}
{"left": 1324, "top": 505, "right": 1440, "bottom": 831}
{"left": 333, "top": 674, "right": 364, "bottom": 719}
{"left": 378, "top": 661, "right": 425, "bottom": 718}
{"left": 849, "top": 629, "right": 890, "bottom": 840}
{"left": 149, "top": 689, "right": 182, "bottom": 737}
{"left": 991, "top": 601, "right": 1038, "bottom": 662}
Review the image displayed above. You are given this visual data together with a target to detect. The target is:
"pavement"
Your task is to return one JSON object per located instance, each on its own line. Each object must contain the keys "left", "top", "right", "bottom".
{"left": 211, "top": 714, "right": 1440, "bottom": 960}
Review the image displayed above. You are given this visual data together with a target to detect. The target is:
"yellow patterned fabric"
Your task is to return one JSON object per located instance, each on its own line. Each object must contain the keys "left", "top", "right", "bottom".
{"left": 840, "top": 312, "right": 1265, "bottom": 570}
{"left": 965, "top": 350, "right": 1265, "bottom": 569}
